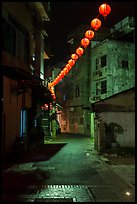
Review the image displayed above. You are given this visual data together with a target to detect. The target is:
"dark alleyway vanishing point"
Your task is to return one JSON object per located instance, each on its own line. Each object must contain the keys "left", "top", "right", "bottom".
{"left": 2, "top": 134, "right": 135, "bottom": 202}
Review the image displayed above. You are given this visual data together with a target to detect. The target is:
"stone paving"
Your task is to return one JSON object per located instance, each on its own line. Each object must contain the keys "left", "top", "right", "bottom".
{"left": 100, "top": 153, "right": 135, "bottom": 189}
{"left": 2, "top": 134, "right": 135, "bottom": 202}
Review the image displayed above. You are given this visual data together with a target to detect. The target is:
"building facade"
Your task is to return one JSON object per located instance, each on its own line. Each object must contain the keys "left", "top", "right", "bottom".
{"left": 2, "top": 2, "right": 52, "bottom": 158}
{"left": 57, "top": 17, "right": 135, "bottom": 150}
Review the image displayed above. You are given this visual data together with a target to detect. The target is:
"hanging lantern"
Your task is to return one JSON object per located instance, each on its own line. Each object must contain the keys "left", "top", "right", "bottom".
{"left": 60, "top": 70, "right": 66, "bottom": 76}
{"left": 65, "top": 64, "right": 72, "bottom": 71}
{"left": 85, "top": 30, "right": 95, "bottom": 40}
{"left": 54, "top": 76, "right": 60, "bottom": 84}
{"left": 68, "top": 59, "right": 75, "bottom": 66}
{"left": 48, "top": 82, "right": 52, "bottom": 88}
{"left": 53, "top": 80, "right": 58, "bottom": 86}
{"left": 58, "top": 71, "right": 65, "bottom": 80}
{"left": 81, "top": 38, "right": 90, "bottom": 48}
{"left": 49, "top": 82, "right": 54, "bottom": 87}
{"left": 51, "top": 81, "right": 55, "bottom": 87}
{"left": 71, "top": 53, "right": 79, "bottom": 61}
{"left": 76, "top": 47, "right": 84, "bottom": 56}
{"left": 63, "top": 67, "right": 70, "bottom": 74}
{"left": 50, "top": 87, "right": 54, "bottom": 95}
{"left": 99, "top": 3, "right": 111, "bottom": 18}
{"left": 91, "top": 18, "right": 101, "bottom": 30}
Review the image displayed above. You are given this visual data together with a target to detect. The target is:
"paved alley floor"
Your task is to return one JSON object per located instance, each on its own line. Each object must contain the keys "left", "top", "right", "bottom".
{"left": 2, "top": 134, "right": 135, "bottom": 202}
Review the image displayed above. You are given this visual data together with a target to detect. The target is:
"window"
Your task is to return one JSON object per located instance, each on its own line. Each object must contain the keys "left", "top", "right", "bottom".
{"left": 96, "top": 58, "right": 100, "bottom": 70}
{"left": 2, "top": 15, "right": 29, "bottom": 64}
{"left": 101, "top": 80, "right": 107, "bottom": 94}
{"left": 122, "top": 60, "right": 128, "bottom": 69}
{"left": 2, "top": 17, "right": 12, "bottom": 53}
{"left": 24, "top": 37, "right": 29, "bottom": 64}
{"left": 75, "top": 85, "right": 80, "bottom": 97}
{"left": 101, "top": 55, "right": 106, "bottom": 68}
{"left": 96, "top": 82, "right": 100, "bottom": 95}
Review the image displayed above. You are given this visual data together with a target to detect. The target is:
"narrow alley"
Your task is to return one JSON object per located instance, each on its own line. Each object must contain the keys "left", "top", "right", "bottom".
{"left": 2, "top": 133, "right": 135, "bottom": 202}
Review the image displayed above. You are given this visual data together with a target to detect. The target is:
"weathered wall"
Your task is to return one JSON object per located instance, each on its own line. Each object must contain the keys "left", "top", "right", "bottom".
{"left": 100, "top": 112, "right": 135, "bottom": 147}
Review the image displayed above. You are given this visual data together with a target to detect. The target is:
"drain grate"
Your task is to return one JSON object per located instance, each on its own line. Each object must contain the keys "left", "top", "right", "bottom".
{"left": 34, "top": 197, "right": 75, "bottom": 202}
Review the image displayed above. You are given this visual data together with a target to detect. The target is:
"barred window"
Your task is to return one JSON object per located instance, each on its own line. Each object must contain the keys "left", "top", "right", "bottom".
{"left": 101, "top": 55, "right": 107, "bottom": 68}
{"left": 75, "top": 85, "right": 80, "bottom": 97}
{"left": 122, "top": 60, "right": 129, "bottom": 69}
{"left": 101, "top": 80, "right": 107, "bottom": 94}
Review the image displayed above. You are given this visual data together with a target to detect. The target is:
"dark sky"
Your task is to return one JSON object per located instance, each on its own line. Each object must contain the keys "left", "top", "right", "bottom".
{"left": 46, "top": 1, "right": 135, "bottom": 66}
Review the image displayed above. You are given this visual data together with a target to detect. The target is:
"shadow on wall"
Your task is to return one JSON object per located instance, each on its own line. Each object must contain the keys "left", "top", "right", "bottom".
{"left": 104, "top": 122, "right": 124, "bottom": 149}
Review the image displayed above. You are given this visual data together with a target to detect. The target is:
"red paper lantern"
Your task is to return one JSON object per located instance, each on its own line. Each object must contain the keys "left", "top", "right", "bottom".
{"left": 76, "top": 47, "right": 84, "bottom": 56}
{"left": 63, "top": 67, "right": 70, "bottom": 74}
{"left": 81, "top": 38, "right": 90, "bottom": 48}
{"left": 55, "top": 76, "right": 60, "bottom": 83}
{"left": 91, "top": 18, "right": 101, "bottom": 30}
{"left": 68, "top": 59, "right": 75, "bottom": 66}
{"left": 99, "top": 3, "right": 111, "bottom": 17}
{"left": 60, "top": 70, "right": 65, "bottom": 76}
{"left": 65, "top": 64, "right": 72, "bottom": 70}
{"left": 85, "top": 30, "right": 95, "bottom": 40}
{"left": 49, "top": 82, "right": 54, "bottom": 87}
{"left": 71, "top": 53, "right": 78, "bottom": 61}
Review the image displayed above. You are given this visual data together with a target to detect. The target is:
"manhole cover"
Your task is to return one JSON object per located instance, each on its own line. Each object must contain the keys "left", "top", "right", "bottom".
{"left": 34, "top": 197, "right": 75, "bottom": 202}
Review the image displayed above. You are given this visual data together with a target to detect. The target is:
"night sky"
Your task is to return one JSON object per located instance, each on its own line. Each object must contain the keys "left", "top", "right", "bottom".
{"left": 46, "top": 1, "right": 135, "bottom": 66}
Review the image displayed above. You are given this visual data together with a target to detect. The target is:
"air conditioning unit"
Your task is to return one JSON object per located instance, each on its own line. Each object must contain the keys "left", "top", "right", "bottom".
{"left": 70, "top": 107, "right": 74, "bottom": 112}
{"left": 93, "top": 96, "right": 101, "bottom": 101}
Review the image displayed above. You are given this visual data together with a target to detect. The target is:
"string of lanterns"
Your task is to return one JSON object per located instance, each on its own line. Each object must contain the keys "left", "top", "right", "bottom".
{"left": 48, "top": 2, "right": 111, "bottom": 100}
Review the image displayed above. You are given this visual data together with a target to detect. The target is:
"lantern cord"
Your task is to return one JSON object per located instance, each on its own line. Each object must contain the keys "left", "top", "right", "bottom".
{"left": 96, "top": 13, "right": 100, "bottom": 19}
{"left": 49, "top": 3, "right": 111, "bottom": 89}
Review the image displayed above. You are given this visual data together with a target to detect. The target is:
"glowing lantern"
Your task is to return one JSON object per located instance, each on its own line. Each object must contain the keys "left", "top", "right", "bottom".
{"left": 49, "top": 82, "right": 54, "bottom": 87}
{"left": 99, "top": 3, "right": 111, "bottom": 18}
{"left": 76, "top": 47, "right": 84, "bottom": 56}
{"left": 50, "top": 87, "right": 54, "bottom": 95}
{"left": 48, "top": 82, "right": 52, "bottom": 88}
{"left": 58, "top": 71, "right": 65, "bottom": 80}
{"left": 63, "top": 67, "right": 70, "bottom": 74}
{"left": 68, "top": 59, "right": 75, "bottom": 66}
{"left": 54, "top": 76, "right": 60, "bottom": 84}
{"left": 85, "top": 30, "right": 95, "bottom": 40}
{"left": 65, "top": 64, "right": 72, "bottom": 70}
{"left": 81, "top": 38, "right": 90, "bottom": 48}
{"left": 60, "top": 70, "right": 66, "bottom": 76}
{"left": 52, "top": 80, "right": 57, "bottom": 86}
{"left": 71, "top": 53, "right": 78, "bottom": 61}
{"left": 91, "top": 18, "right": 101, "bottom": 30}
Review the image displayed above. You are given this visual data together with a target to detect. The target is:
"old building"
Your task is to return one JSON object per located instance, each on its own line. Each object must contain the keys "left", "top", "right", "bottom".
{"left": 2, "top": 2, "right": 52, "bottom": 158}
{"left": 90, "top": 16, "right": 135, "bottom": 152}
{"left": 91, "top": 87, "right": 135, "bottom": 152}
{"left": 56, "top": 16, "right": 135, "bottom": 149}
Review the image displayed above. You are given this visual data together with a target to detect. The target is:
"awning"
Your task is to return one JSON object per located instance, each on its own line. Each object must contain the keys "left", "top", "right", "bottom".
{"left": 91, "top": 87, "right": 135, "bottom": 112}
{"left": 2, "top": 64, "right": 42, "bottom": 83}
{"left": 2, "top": 64, "right": 53, "bottom": 104}
{"left": 82, "top": 104, "right": 90, "bottom": 110}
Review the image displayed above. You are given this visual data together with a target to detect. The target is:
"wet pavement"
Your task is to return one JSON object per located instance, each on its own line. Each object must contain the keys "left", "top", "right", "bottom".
{"left": 2, "top": 133, "right": 135, "bottom": 202}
